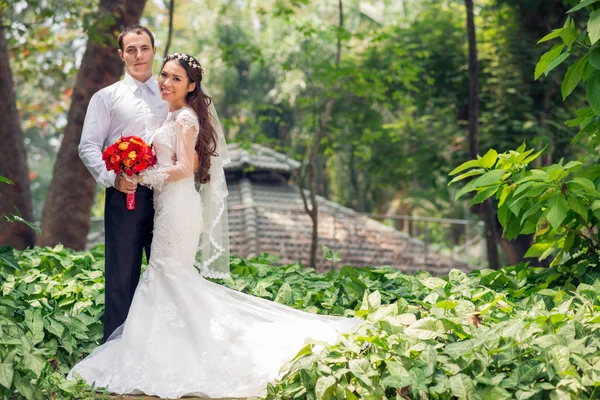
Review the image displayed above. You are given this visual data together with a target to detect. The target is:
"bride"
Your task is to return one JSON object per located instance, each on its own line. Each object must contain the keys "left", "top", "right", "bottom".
{"left": 68, "top": 53, "right": 359, "bottom": 398}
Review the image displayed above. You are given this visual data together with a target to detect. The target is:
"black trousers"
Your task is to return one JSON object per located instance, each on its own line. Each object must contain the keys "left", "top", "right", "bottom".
{"left": 104, "top": 186, "right": 154, "bottom": 342}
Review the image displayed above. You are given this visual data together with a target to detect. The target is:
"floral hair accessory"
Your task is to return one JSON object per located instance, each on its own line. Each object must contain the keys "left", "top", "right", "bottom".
{"left": 166, "top": 53, "right": 205, "bottom": 74}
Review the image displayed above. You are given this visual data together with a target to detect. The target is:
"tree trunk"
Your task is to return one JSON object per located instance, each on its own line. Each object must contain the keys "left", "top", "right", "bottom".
{"left": 0, "top": 16, "right": 36, "bottom": 249}
{"left": 40, "top": 0, "right": 147, "bottom": 249}
{"left": 163, "top": 0, "right": 174, "bottom": 58}
{"left": 465, "top": 0, "right": 501, "bottom": 270}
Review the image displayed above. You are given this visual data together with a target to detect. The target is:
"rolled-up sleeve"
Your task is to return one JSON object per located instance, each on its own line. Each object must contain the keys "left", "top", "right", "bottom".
{"left": 79, "top": 92, "right": 117, "bottom": 188}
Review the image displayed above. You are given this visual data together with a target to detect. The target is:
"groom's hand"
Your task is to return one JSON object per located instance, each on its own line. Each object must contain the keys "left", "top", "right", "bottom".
{"left": 115, "top": 174, "right": 137, "bottom": 194}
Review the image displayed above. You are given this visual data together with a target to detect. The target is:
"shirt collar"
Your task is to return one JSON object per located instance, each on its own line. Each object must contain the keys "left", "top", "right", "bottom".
{"left": 123, "top": 73, "right": 160, "bottom": 95}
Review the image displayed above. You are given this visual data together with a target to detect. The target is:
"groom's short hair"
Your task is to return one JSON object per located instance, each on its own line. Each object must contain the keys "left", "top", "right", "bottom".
{"left": 118, "top": 25, "right": 155, "bottom": 51}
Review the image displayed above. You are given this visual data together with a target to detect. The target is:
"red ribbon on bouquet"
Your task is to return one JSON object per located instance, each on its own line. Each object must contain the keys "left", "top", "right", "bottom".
{"left": 102, "top": 136, "right": 157, "bottom": 210}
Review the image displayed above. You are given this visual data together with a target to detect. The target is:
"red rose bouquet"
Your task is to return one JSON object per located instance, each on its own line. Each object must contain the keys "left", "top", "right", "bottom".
{"left": 102, "top": 136, "right": 157, "bottom": 210}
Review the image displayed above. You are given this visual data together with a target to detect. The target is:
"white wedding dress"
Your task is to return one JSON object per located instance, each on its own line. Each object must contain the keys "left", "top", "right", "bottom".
{"left": 68, "top": 108, "right": 359, "bottom": 398}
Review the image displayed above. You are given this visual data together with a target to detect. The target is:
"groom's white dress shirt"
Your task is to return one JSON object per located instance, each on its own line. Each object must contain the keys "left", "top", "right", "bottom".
{"left": 79, "top": 73, "right": 169, "bottom": 188}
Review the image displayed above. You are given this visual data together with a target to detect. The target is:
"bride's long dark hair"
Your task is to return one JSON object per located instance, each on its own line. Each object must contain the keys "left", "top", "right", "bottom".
{"left": 162, "top": 54, "right": 218, "bottom": 184}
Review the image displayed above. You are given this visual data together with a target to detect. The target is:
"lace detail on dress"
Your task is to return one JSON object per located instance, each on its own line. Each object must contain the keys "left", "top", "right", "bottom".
{"left": 160, "top": 301, "right": 186, "bottom": 328}
{"left": 209, "top": 311, "right": 240, "bottom": 340}
{"left": 176, "top": 109, "right": 199, "bottom": 137}
{"left": 140, "top": 167, "right": 169, "bottom": 190}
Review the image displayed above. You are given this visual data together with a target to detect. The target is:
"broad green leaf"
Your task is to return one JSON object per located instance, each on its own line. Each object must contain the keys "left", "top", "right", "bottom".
{"left": 315, "top": 375, "right": 336, "bottom": 400}
{"left": 386, "top": 360, "right": 409, "bottom": 378}
{"left": 0, "top": 362, "right": 13, "bottom": 389}
{"left": 589, "top": 47, "right": 600, "bottom": 69}
{"left": 405, "top": 317, "right": 445, "bottom": 340}
{"left": 545, "top": 50, "right": 571, "bottom": 76}
{"left": 22, "top": 351, "right": 45, "bottom": 378}
{"left": 24, "top": 309, "right": 44, "bottom": 345}
{"left": 535, "top": 219, "right": 551, "bottom": 238}
{"left": 343, "top": 281, "right": 364, "bottom": 301}
{"left": 521, "top": 202, "right": 543, "bottom": 224}
{"left": 348, "top": 359, "right": 374, "bottom": 386}
{"left": 367, "top": 304, "right": 397, "bottom": 323}
{"left": 421, "top": 277, "right": 447, "bottom": 289}
{"left": 0, "top": 246, "right": 19, "bottom": 270}
{"left": 477, "top": 386, "right": 512, "bottom": 400}
{"left": 367, "top": 291, "right": 381, "bottom": 308}
{"left": 587, "top": 71, "right": 600, "bottom": 114}
{"left": 449, "top": 269, "right": 470, "bottom": 287}
{"left": 4, "top": 213, "right": 42, "bottom": 235}
{"left": 524, "top": 243, "right": 552, "bottom": 258}
{"left": 538, "top": 28, "right": 563, "bottom": 43}
{"left": 469, "top": 186, "right": 498, "bottom": 206}
{"left": 547, "top": 345, "right": 571, "bottom": 372}
{"left": 564, "top": 160, "right": 583, "bottom": 171}
{"left": 533, "top": 334, "right": 568, "bottom": 348}
{"left": 562, "top": 56, "right": 588, "bottom": 99}
{"left": 480, "top": 149, "right": 498, "bottom": 169}
{"left": 345, "top": 389, "right": 359, "bottom": 400}
{"left": 512, "top": 181, "right": 535, "bottom": 198}
{"left": 58, "top": 379, "right": 79, "bottom": 394}
{"left": 449, "top": 159, "right": 482, "bottom": 176}
{"left": 535, "top": 44, "right": 564, "bottom": 80}
{"left": 0, "top": 176, "right": 13, "bottom": 185}
{"left": 455, "top": 169, "right": 507, "bottom": 201}
{"left": 381, "top": 313, "right": 416, "bottom": 329}
{"left": 559, "top": 26, "right": 578, "bottom": 48}
{"left": 448, "top": 168, "right": 486, "bottom": 185}
{"left": 274, "top": 282, "right": 294, "bottom": 305}
{"left": 436, "top": 300, "right": 458, "bottom": 310}
{"left": 547, "top": 194, "right": 569, "bottom": 230}
{"left": 568, "top": 0, "right": 600, "bottom": 13}
{"left": 381, "top": 374, "right": 404, "bottom": 388}
{"left": 508, "top": 196, "right": 527, "bottom": 217}
{"left": 13, "top": 374, "right": 36, "bottom": 400}
{"left": 592, "top": 199, "right": 600, "bottom": 220}
{"left": 569, "top": 177, "right": 599, "bottom": 196}
{"left": 564, "top": 231, "right": 576, "bottom": 252}
{"left": 590, "top": 9, "right": 600, "bottom": 44}
{"left": 498, "top": 185, "right": 512, "bottom": 207}
{"left": 449, "top": 373, "right": 475, "bottom": 398}
{"left": 567, "top": 193, "right": 588, "bottom": 221}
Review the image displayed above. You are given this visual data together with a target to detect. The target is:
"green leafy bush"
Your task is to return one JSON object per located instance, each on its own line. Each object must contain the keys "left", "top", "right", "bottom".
{"left": 263, "top": 262, "right": 600, "bottom": 399}
{"left": 0, "top": 245, "right": 104, "bottom": 400}
{"left": 447, "top": 0, "right": 600, "bottom": 289}
{"left": 3, "top": 246, "right": 600, "bottom": 399}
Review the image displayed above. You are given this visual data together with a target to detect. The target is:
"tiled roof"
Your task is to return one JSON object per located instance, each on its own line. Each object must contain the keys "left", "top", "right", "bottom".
{"left": 225, "top": 143, "right": 301, "bottom": 174}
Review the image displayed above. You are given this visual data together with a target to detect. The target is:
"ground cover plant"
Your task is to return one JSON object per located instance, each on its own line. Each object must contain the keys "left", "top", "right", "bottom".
{"left": 1, "top": 245, "right": 600, "bottom": 399}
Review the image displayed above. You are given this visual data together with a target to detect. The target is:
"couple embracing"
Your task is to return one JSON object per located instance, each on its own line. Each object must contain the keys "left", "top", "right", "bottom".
{"left": 71, "top": 25, "right": 358, "bottom": 398}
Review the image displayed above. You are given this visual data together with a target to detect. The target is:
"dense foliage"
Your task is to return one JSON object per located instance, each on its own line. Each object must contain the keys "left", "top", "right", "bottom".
{"left": 449, "top": 0, "right": 600, "bottom": 278}
{"left": 2, "top": 245, "right": 600, "bottom": 399}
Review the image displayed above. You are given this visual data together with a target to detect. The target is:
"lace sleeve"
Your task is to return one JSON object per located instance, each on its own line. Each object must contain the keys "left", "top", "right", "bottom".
{"left": 140, "top": 110, "right": 199, "bottom": 189}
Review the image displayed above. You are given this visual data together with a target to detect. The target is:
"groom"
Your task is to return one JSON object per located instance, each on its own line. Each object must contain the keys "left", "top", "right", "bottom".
{"left": 79, "top": 25, "right": 168, "bottom": 342}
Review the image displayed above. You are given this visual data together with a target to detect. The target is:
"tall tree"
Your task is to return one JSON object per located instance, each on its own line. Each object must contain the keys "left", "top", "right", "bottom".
{"left": 40, "top": 0, "right": 147, "bottom": 249}
{"left": 0, "top": 15, "right": 36, "bottom": 249}
{"left": 465, "top": 0, "right": 500, "bottom": 270}
{"left": 299, "top": 0, "right": 344, "bottom": 269}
